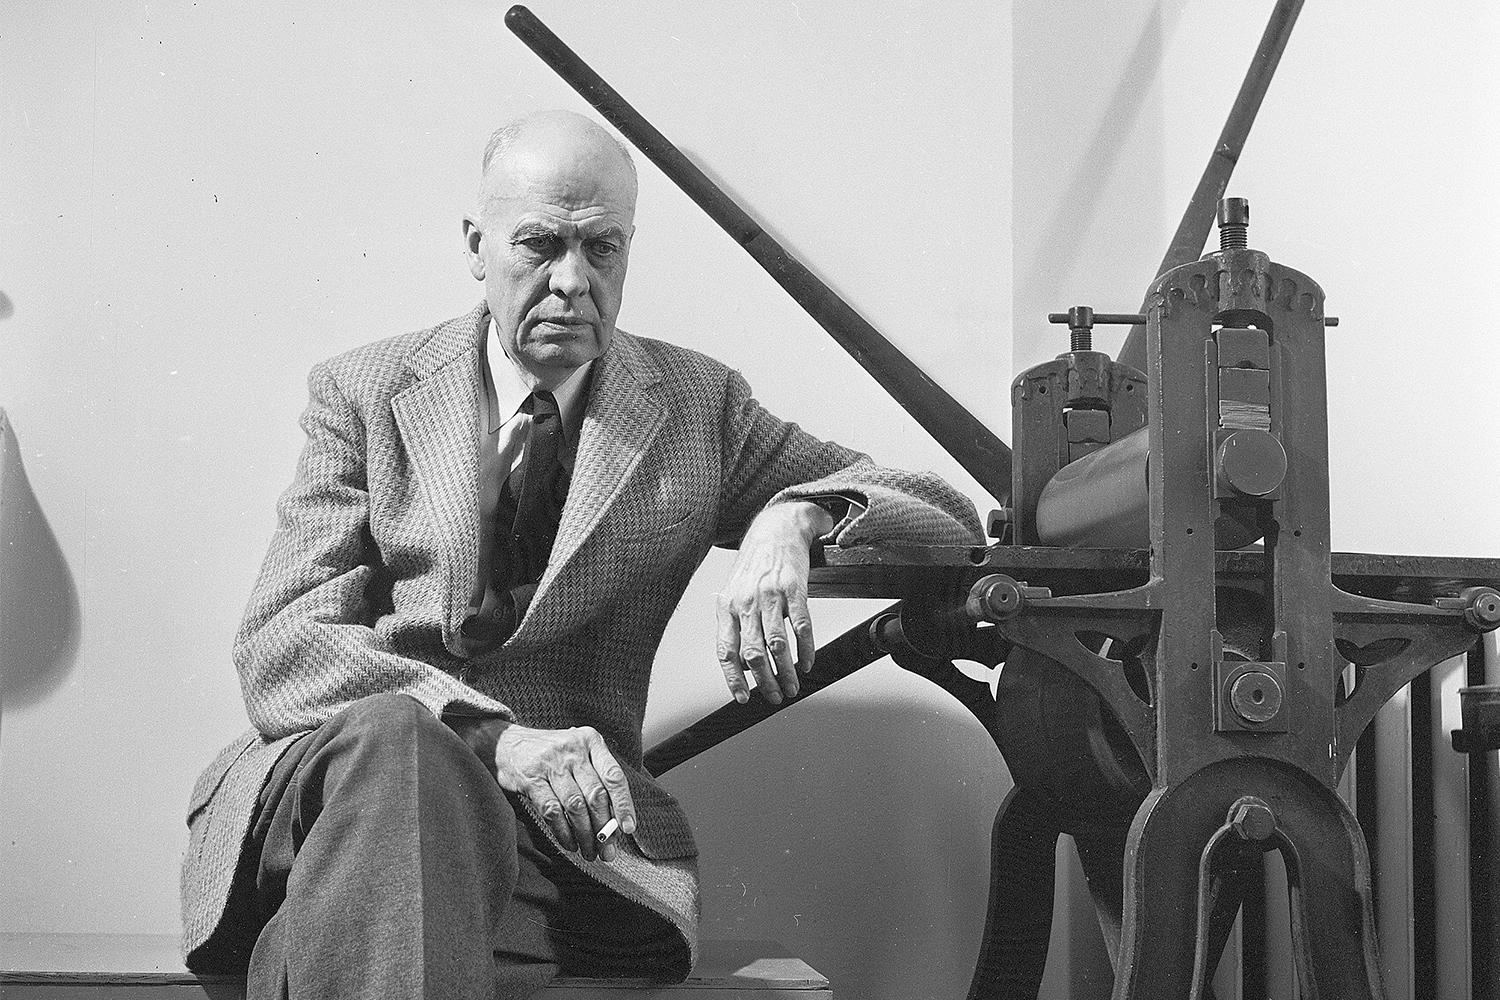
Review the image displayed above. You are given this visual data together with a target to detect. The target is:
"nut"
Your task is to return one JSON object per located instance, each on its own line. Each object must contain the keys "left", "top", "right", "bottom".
{"left": 1228, "top": 797, "right": 1276, "bottom": 842}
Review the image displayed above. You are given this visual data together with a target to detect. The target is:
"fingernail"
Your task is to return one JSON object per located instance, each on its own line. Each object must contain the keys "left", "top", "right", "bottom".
{"left": 768, "top": 691, "right": 782, "bottom": 705}
{"left": 735, "top": 691, "right": 749, "bottom": 704}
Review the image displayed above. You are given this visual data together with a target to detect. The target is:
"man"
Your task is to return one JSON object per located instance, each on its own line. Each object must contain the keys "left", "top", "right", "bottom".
{"left": 181, "top": 110, "right": 982, "bottom": 999}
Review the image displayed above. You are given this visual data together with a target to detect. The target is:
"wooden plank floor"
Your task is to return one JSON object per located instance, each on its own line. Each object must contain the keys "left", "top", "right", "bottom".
{"left": 0, "top": 934, "right": 830, "bottom": 998}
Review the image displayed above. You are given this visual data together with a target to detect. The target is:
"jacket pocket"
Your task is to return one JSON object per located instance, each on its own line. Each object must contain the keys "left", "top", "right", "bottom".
{"left": 186, "top": 729, "right": 260, "bottom": 823}
{"left": 611, "top": 503, "right": 698, "bottom": 546}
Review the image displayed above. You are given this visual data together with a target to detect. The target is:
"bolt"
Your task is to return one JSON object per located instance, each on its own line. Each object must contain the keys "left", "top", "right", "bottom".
{"left": 1228, "top": 796, "right": 1276, "bottom": 842}
{"left": 1463, "top": 587, "right": 1500, "bottom": 632}
{"left": 1218, "top": 197, "right": 1250, "bottom": 250}
{"left": 967, "top": 574, "right": 1026, "bottom": 623}
{"left": 1067, "top": 305, "right": 1094, "bottom": 352}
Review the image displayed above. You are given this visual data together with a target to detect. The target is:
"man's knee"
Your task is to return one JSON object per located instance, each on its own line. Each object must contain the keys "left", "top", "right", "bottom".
{"left": 331, "top": 692, "right": 439, "bottom": 739}
{"left": 314, "top": 693, "right": 479, "bottom": 782}
{"left": 290, "top": 693, "right": 517, "bottom": 856}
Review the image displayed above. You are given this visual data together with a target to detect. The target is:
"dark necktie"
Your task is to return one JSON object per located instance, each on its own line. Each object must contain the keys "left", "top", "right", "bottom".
{"left": 509, "top": 390, "right": 568, "bottom": 579}
{"left": 489, "top": 391, "right": 570, "bottom": 636}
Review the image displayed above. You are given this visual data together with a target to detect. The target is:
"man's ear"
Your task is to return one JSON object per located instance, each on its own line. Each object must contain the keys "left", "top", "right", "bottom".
{"left": 462, "top": 216, "right": 485, "bottom": 280}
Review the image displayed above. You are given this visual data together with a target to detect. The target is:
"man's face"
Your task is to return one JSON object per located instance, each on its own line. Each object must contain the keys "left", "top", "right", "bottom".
{"left": 464, "top": 134, "right": 636, "bottom": 387}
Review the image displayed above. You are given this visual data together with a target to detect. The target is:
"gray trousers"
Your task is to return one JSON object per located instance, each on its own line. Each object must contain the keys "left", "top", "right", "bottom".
{"left": 198, "top": 693, "right": 687, "bottom": 1000}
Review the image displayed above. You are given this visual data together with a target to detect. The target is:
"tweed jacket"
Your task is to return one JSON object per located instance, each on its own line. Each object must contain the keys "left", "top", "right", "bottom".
{"left": 180, "top": 302, "right": 984, "bottom": 967}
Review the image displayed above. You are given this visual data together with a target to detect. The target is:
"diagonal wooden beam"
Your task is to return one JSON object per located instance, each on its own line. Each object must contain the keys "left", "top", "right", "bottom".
{"left": 505, "top": 5, "right": 1013, "bottom": 506}
{"left": 643, "top": 608, "right": 894, "bottom": 775}
{"left": 1116, "top": 0, "right": 1306, "bottom": 372}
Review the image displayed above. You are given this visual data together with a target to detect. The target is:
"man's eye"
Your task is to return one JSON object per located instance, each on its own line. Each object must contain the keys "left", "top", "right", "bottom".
{"left": 516, "top": 235, "right": 559, "bottom": 254}
{"left": 587, "top": 239, "right": 621, "bottom": 257}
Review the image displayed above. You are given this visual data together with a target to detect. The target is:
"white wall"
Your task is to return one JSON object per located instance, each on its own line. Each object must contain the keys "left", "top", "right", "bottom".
{"left": 5, "top": 1, "right": 1496, "bottom": 997}
{"left": 1, "top": 4, "right": 1010, "bottom": 1000}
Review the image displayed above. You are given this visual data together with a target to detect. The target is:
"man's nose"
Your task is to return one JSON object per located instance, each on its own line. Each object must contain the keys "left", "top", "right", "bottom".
{"left": 549, "top": 247, "right": 590, "bottom": 298}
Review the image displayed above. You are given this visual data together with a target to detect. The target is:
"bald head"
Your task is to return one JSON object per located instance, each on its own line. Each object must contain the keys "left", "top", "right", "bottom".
{"left": 463, "top": 110, "right": 638, "bottom": 388}
{"left": 478, "top": 110, "right": 637, "bottom": 219}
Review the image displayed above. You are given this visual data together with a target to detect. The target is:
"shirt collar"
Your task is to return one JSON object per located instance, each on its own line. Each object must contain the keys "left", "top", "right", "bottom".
{"left": 484, "top": 314, "right": 593, "bottom": 439}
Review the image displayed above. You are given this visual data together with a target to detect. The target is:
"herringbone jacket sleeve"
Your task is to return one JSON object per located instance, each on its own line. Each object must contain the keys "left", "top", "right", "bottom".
{"left": 234, "top": 361, "right": 511, "bottom": 740}
{"left": 715, "top": 369, "right": 985, "bottom": 546}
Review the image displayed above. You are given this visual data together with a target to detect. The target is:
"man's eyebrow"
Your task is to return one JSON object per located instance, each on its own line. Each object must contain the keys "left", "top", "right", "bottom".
{"left": 510, "top": 221, "right": 561, "bottom": 240}
{"left": 508, "top": 220, "right": 628, "bottom": 241}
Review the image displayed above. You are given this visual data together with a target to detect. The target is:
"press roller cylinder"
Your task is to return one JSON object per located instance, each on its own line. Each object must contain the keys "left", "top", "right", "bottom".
{"left": 1033, "top": 424, "right": 1151, "bottom": 549}
{"left": 1034, "top": 424, "right": 1281, "bottom": 550}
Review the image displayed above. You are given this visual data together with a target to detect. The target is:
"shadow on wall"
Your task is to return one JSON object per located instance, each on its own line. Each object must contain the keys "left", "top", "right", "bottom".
{"left": 1019, "top": 3, "right": 1173, "bottom": 300}
{"left": 0, "top": 408, "right": 82, "bottom": 715}
{"left": 666, "top": 667, "right": 1013, "bottom": 1000}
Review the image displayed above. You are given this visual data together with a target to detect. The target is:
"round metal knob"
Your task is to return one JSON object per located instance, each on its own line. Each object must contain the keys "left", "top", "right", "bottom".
{"left": 1230, "top": 669, "right": 1283, "bottom": 724}
{"left": 1462, "top": 587, "right": 1500, "bottom": 631}
{"left": 967, "top": 575, "right": 1026, "bottom": 623}
{"left": 1217, "top": 429, "right": 1287, "bottom": 497}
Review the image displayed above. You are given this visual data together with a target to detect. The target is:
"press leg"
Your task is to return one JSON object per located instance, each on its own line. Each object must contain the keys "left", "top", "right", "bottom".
{"left": 1195, "top": 846, "right": 1261, "bottom": 1000}
{"left": 1073, "top": 820, "right": 1128, "bottom": 969}
{"left": 966, "top": 785, "right": 1061, "bottom": 1000}
{"left": 1276, "top": 792, "right": 1385, "bottom": 1000}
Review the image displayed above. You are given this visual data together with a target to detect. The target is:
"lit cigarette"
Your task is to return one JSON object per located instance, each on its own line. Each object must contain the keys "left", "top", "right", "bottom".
{"left": 597, "top": 817, "right": 620, "bottom": 843}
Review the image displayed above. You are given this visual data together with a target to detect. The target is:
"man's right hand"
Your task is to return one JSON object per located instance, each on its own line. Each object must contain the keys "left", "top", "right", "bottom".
{"left": 491, "top": 723, "right": 636, "bottom": 862}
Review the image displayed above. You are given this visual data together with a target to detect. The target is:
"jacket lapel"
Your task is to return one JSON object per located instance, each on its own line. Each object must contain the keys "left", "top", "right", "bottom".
{"left": 390, "top": 303, "right": 487, "bottom": 645}
{"left": 507, "top": 332, "right": 665, "bottom": 648}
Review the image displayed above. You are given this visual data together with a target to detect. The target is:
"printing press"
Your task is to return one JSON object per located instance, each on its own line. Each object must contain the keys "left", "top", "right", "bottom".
{"left": 505, "top": 4, "right": 1500, "bottom": 996}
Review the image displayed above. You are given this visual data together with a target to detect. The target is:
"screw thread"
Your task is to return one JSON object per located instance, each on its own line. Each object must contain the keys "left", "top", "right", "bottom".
{"left": 1070, "top": 327, "right": 1092, "bottom": 352}
{"left": 1217, "top": 197, "right": 1251, "bottom": 251}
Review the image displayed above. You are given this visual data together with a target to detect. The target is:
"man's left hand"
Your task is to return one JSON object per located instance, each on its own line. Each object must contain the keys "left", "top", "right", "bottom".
{"left": 715, "top": 501, "right": 835, "bottom": 706}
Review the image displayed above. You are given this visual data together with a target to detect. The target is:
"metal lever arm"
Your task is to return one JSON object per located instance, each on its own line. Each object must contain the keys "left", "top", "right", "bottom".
{"left": 643, "top": 606, "right": 896, "bottom": 775}
{"left": 504, "top": 4, "right": 1013, "bottom": 506}
{"left": 1116, "top": 0, "right": 1306, "bottom": 371}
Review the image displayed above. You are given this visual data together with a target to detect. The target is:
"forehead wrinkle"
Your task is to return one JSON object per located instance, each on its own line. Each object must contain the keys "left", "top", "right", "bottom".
{"left": 487, "top": 185, "right": 633, "bottom": 226}
{"left": 510, "top": 212, "right": 627, "bottom": 238}
{"left": 507, "top": 193, "right": 630, "bottom": 229}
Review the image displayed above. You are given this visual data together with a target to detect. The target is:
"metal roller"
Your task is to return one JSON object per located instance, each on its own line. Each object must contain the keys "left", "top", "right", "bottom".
{"left": 1035, "top": 425, "right": 1265, "bottom": 550}
{"left": 1034, "top": 426, "right": 1150, "bottom": 549}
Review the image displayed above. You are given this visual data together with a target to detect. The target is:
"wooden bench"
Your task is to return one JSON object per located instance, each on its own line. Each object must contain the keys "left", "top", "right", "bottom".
{"left": 0, "top": 934, "right": 831, "bottom": 998}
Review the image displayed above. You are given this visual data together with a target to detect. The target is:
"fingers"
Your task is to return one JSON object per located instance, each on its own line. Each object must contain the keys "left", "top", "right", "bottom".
{"left": 788, "top": 588, "right": 816, "bottom": 675}
{"left": 495, "top": 724, "right": 633, "bottom": 863}
{"left": 760, "top": 600, "right": 799, "bottom": 700}
{"left": 531, "top": 778, "right": 579, "bottom": 855}
{"left": 587, "top": 731, "right": 635, "bottom": 863}
{"left": 739, "top": 600, "right": 784, "bottom": 705}
{"left": 716, "top": 596, "right": 751, "bottom": 704}
{"left": 572, "top": 768, "right": 613, "bottom": 854}
{"left": 551, "top": 770, "right": 595, "bottom": 860}
{"left": 719, "top": 590, "right": 808, "bottom": 703}
{"left": 717, "top": 506, "right": 820, "bottom": 704}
